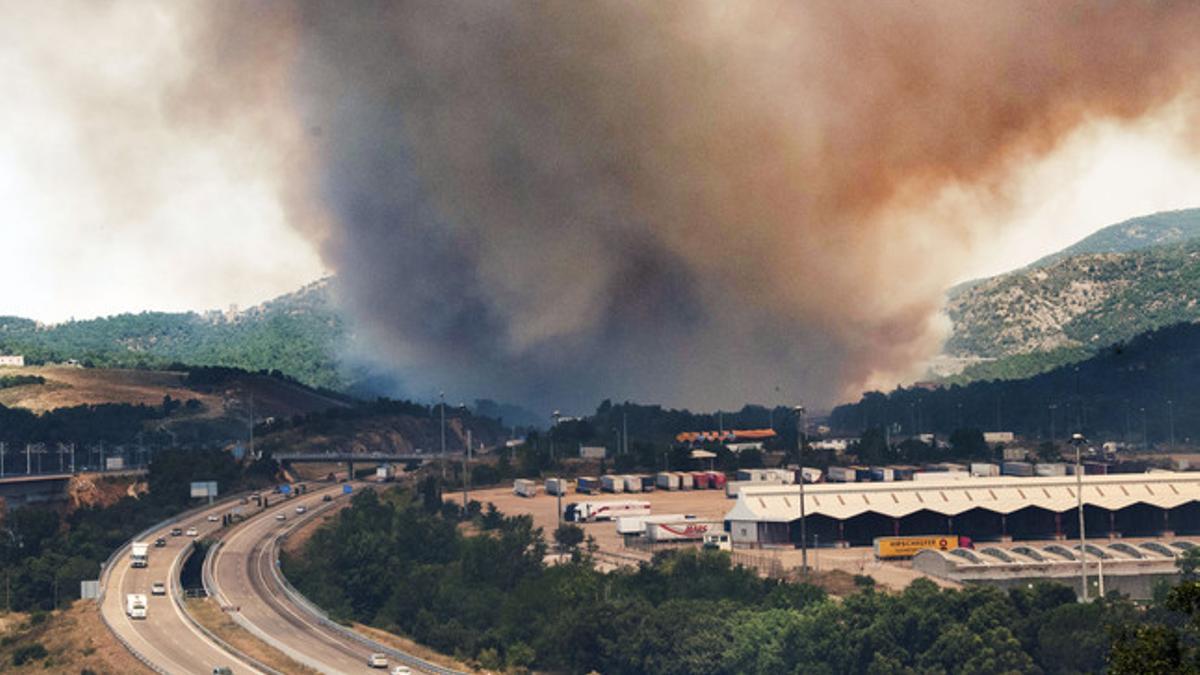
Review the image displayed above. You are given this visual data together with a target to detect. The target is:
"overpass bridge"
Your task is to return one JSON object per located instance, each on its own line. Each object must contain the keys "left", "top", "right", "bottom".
{"left": 0, "top": 468, "right": 148, "bottom": 506}
{"left": 273, "top": 451, "right": 460, "bottom": 477}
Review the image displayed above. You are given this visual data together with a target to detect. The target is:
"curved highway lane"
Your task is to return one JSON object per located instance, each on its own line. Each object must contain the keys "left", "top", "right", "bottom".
{"left": 100, "top": 501, "right": 265, "bottom": 675}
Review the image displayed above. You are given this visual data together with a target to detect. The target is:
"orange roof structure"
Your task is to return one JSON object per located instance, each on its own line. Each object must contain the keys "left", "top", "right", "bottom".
{"left": 675, "top": 428, "right": 777, "bottom": 444}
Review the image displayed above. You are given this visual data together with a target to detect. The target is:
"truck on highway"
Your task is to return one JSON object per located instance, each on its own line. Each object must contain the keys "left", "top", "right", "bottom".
{"left": 125, "top": 593, "right": 147, "bottom": 619}
{"left": 564, "top": 500, "right": 651, "bottom": 523}
{"left": 873, "top": 535, "right": 973, "bottom": 560}
{"left": 513, "top": 479, "right": 538, "bottom": 498}
{"left": 130, "top": 542, "right": 149, "bottom": 568}
{"left": 646, "top": 520, "right": 722, "bottom": 542}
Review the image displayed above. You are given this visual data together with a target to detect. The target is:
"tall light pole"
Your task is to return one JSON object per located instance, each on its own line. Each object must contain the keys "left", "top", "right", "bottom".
{"left": 1073, "top": 432, "right": 1088, "bottom": 601}
{"left": 439, "top": 391, "right": 446, "bottom": 481}
{"left": 796, "top": 405, "right": 808, "bottom": 578}
{"left": 550, "top": 410, "right": 561, "bottom": 462}
{"left": 1168, "top": 399, "right": 1176, "bottom": 449}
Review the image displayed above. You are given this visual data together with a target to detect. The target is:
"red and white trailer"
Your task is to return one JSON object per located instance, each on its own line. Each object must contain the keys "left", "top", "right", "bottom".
{"left": 646, "top": 520, "right": 723, "bottom": 542}
{"left": 564, "top": 500, "right": 651, "bottom": 523}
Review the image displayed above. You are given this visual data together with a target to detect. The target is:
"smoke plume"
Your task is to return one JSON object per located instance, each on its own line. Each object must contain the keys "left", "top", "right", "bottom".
{"left": 198, "top": 2, "right": 1200, "bottom": 410}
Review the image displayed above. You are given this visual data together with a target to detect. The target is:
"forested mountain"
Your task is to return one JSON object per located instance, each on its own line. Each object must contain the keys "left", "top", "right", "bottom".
{"left": 0, "top": 279, "right": 348, "bottom": 390}
{"left": 943, "top": 208, "right": 1200, "bottom": 383}
{"left": 833, "top": 322, "right": 1200, "bottom": 443}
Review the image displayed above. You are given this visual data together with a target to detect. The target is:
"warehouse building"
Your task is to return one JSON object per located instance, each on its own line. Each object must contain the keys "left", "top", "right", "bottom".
{"left": 724, "top": 472, "right": 1200, "bottom": 547}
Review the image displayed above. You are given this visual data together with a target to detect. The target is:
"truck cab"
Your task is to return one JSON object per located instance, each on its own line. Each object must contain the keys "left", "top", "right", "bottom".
{"left": 703, "top": 533, "right": 732, "bottom": 551}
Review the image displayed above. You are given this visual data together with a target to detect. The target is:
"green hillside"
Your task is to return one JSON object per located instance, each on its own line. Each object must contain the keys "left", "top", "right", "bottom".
{"left": 0, "top": 279, "right": 349, "bottom": 390}
{"left": 945, "top": 239, "right": 1200, "bottom": 374}
{"left": 1027, "top": 207, "right": 1200, "bottom": 269}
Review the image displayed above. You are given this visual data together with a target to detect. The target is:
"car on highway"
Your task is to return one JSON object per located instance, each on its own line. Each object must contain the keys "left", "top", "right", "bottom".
{"left": 275, "top": 513, "right": 286, "bottom": 521}
{"left": 295, "top": 505, "right": 307, "bottom": 514}
{"left": 368, "top": 653, "right": 388, "bottom": 668}
{"left": 207, "top": 514, "right": 220, "bottom": 522}
{"left": 186, "top": 527, "right": 199, "bottom": 537}
{"left": 391, "top": 666, "right": 412, "bottom": 675}
{"left": 154, "top": 537, "right": 167, "bottom": 547}
{"left": 212, "top": 668, "right": 233, "bottom": 675}
{"left": 151, "top": 581, "right": 166, "bottom": 596}
{"left": 170, "top": 527, "right": 183, "bottom": 537}
{"left": 322, "top": 494, "right": 333, "bottom": 502}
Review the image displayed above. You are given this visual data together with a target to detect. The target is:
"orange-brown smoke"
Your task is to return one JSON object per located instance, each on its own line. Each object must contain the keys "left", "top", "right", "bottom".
{"left": 188, "top": 1, "right": 1200, "bottom": 410}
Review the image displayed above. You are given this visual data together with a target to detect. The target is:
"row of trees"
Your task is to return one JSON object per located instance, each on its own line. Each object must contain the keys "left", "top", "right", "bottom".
{"left": 284, "top": 487, "right": 1163, "bottom": 674}
{"left": 0, "top": 448, "right": 277, "bottom": 612}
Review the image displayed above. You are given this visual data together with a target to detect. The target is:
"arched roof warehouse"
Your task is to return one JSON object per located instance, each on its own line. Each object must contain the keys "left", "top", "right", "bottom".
{"left": 723, "top": 472, "right": 1200, "bottom": 546}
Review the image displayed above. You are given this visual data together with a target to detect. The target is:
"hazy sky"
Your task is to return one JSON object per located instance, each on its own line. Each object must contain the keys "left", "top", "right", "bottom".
{"left": 1, "top": 2, "right": 1198, "bottom": 327}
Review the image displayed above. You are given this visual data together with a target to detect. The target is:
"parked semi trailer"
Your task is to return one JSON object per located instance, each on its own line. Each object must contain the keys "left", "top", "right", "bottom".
{"left": 646, "top": 520, "right": 723, "bottom": 542}
{"left": 513, "top": 479, "right": 538, "bottom": 498}
{"left": 874, "top": 535, "right": 973, "bottom": 560}
{"left": 564, "top": 500, "right": 651, "bottom": 522}
{"left": 615, "top": 513, "right": 694, "bottom": 535}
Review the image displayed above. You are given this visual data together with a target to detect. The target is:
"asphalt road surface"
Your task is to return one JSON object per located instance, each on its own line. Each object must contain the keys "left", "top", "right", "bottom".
{"left": 100, "top": 501, "right": 264, "bottom": 675}
{"left": 209, "top": 485, "right": 427, "bottom": 674}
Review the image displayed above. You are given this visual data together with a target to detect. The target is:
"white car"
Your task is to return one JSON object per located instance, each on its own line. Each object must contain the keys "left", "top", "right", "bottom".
{"left": 275, "top": 513, "right": 287, "bottom": 521}
{"left": 391, "top": 666, "right": 412, "bottom": 675}
{"left": 207, "top": 515, "right": 219, "bottom": 522}
{"left": 368, "top": 653, "right": 388, "bottom": 668}
{"left": 185, "top": 527, "right": 199, "bottom": 537}
{"left": 295, "top": 505, "right": 307, "bottom": 514}
{"left": 151, "top": 581, "right": 166, "bottom": 596}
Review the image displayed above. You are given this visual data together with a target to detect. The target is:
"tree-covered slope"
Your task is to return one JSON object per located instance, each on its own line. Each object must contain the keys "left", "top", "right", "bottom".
{"left": 945, "top": 240, "right": 1200, "bottom": 361}
{"left": 0, "top": 279, "right": 348, "bottom": 390}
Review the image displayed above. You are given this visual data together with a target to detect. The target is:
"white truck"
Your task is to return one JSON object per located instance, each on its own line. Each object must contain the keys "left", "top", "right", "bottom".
{"left": 513, "top": 479, "right": 538, "bottom": 498}
{"left": 615, "top": 513, "right": 694, "bottom": 536}
{"left": 125, "top": 593, "right": 148, "bottom": 619}
{"left": 130, "top": 542, "right": 149, "bottom": 568}
{"left": 564, "top": 500, "right": 651, "bottom": 523}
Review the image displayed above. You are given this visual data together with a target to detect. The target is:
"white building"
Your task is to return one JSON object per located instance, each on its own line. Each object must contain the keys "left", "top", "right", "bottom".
{"left": 0, "top": 355, "right": 25, "bottom": 367}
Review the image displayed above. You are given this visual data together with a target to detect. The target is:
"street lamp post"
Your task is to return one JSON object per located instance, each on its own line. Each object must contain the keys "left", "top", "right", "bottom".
{"left": 1073, "top": 432, "right": 1088, "bottom": 601}
{"left": 439, "top": 391, "right": 447, "bottom": 481}
{"left": 796, "top": 405, "right": 808, "bottom": 578}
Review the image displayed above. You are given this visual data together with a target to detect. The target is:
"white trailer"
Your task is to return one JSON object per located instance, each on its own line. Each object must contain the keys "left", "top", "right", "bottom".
{"left": 646, "top": 520, "right": 723, "bottom": 542}
{"left": 676, "top": 472, "right": 694, "bottom": 490}
{"left": 622, "top": 475, "right": 642, "bottom": 493}
{"left": 615, "top": 513, "right": 693, "bottom": 536}
{"left": 545, "top": 478, "right": 572, "bottom": 496}
{"left": 601, "top": 475, "right": 625, "bottom": 493}
{"left": 564, "top": 500, "right": 651, "bottom": 522}
{"left": 130, "top": 542, "right": 149, "bottom": 568}
{"left": 656, "top": 472, "right": 680, "bottom": 490}
{"left": 125, "top": 593, "right": 147, "bottom": 619}
{"left": 513, "top": 479, "right": 538, "bottom": 498}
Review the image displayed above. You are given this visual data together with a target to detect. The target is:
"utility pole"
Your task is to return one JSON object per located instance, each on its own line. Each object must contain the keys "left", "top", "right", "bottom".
{"left": 26, "top": 443, "right": 32, "bottom": 475}
{"left": 622, "top": 410, "right": 628, "bottom": 457}
{"left": 462, "top": 430, "right": 472, "bottom": 513}
{"left": 1073, "top": 432, "right": 1088, "bottom": 601}
{"left": 0, "top": 442, "right": 5, "bottom": 478}
{"left": 796, "top": 405, "right": 808, "bottom": 578}
{"left": 439, "top": 391, "right": 446, "bottom": 482}
{"left": 550, "top": 410, "right": 560, "bottom": 462}
{"left": 248, "top": 393, "right": 255, "bottom": 459}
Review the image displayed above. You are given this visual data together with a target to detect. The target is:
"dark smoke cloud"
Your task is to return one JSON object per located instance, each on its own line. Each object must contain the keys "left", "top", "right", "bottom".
{"left": 199, "top": 1, "right": 1200, "bottom": 411}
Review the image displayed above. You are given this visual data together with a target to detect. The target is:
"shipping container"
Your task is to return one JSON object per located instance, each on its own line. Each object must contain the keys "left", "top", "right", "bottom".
{"left": 545, "top": 478, "right": 572, "bottom": 496}
{"left": 1002, "top": 461, "right": 1034, "bottom": 477}
{"left": 640, "top": 475, "right": 656, "bottom": 492}
{"left": 656, "top": 472, "right": 680, "bottom": 490}
{"left": 677, "top": 472, "right": 694, "bottom": 490}
{"left": 869, "top": 467, "right": 895, "bottom": 482}
{"left": 874, "top": 535, "right": 972, "bottom": 559}
{"left": 601, "top": 475, "right": 625, "bottom": 493}
{"left": 827, "top": 466, "right": 857, "bottom": 482}
{"left": 706, "top": 471, "right": 727, "bottom": 489}
{"left": 914, "top": 470, "right": 969, "bottom": 481}
{"left": 576, "top": 477, "right": 601, "bottom": 494}
{"left": 969, "top": 462, "right": 1000, "bottom": 477}
{"left": 646, "top": 520, "right": 723, "bottom": 542}
{"left": 1036, "top": 462, "right": 1068, "bottom": 477}
{"left": 513, "top": 479, "right": 538, "bottom": 498}
{"left": 692, "top": 472, "right": 711, "bottom": 489}
{"left": 564, "top": 500, "right": 651, "bottom": 522}
{"left": 616, "top": 513, "right": 693, "bottom": 535}
{"left": 622, "top": 475, "right": 642, "bottom": 492}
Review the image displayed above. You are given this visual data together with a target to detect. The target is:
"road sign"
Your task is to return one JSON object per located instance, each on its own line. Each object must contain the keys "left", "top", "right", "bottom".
{"left": 279, "top": 484, "right": 292, "bottom": 495}
{"left": 343, "top": 484, "right": 353, "bottom": 494}
{"left": 190, "top": 481, "right": 218, "bottom": 498}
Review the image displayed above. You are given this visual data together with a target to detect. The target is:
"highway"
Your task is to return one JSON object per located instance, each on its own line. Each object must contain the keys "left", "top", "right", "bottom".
{"left": 99, "top": 500, "right": 264, "bottom": 674}
{"left": 208, "top": 484, "right": 442, "bottom": 674}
